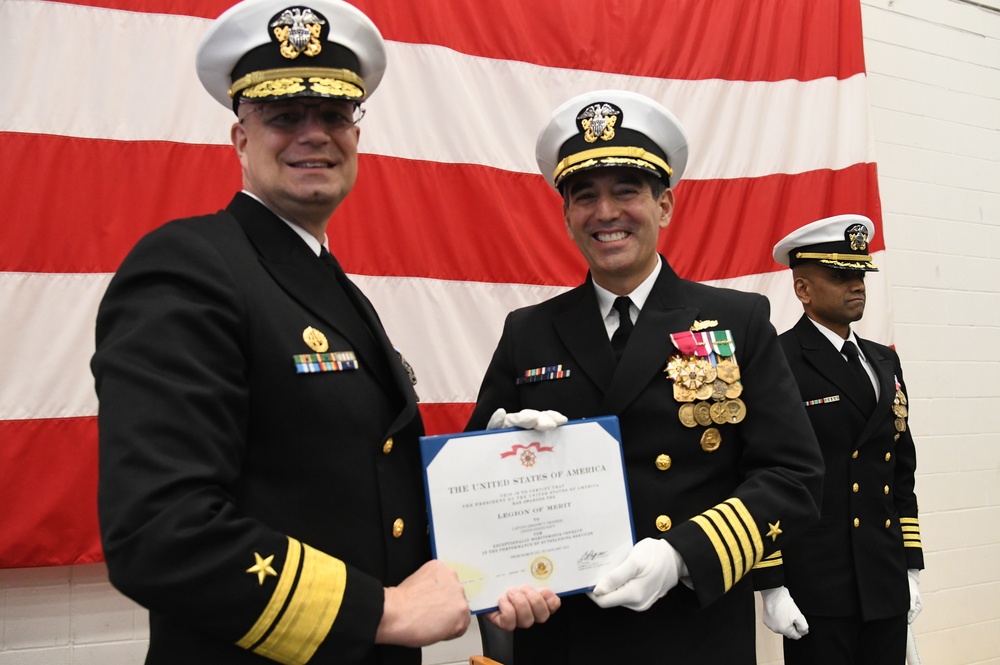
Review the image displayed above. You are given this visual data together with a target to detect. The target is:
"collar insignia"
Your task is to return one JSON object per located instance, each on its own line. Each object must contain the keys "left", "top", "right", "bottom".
{"left": 577, "top": 102, "right": 620, "bottom": 143}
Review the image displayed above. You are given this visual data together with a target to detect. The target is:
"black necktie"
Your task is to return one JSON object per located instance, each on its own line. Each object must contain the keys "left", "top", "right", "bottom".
{"left": 611, "top": 297, "right": 634, "bottom": 361}
{"left": 842, "top": 340, "right": 876, "bottom": 411}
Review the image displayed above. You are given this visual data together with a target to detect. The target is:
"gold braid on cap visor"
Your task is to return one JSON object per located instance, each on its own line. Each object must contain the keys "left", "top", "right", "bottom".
{"left": 553, "top": 147, "right": 672, "bottom": 186}
{"left": 795, "top": 251, "right": 878, "bottom": 270}
{"left": 229, "top": 67, "right": 366, "bottom": 99}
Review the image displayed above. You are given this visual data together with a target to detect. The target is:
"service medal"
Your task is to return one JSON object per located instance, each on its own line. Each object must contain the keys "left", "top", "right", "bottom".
{"left": 700, "top": 427, "right": 722, "bottom": 452}
{"left": 725, "top": 381, "right": 744, "bottom": 399}
{"left": 694, "top": 401, "right": 714, "bottom": 427}
{"left": 678, "top": 403, "right": 698, "bottom": 428}
{"left": 895, "top": 417, "right": 907, "bottom": 432}
{"left": 716, "top": 358, "right": 741, "bottom": 384}
{"left": 723, "top": 398, "right": 747, "bottom": 424}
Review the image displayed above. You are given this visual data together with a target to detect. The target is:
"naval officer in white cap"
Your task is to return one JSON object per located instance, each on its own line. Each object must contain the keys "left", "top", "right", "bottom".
{"left": 466, "top": 89, "right": 824, "bottom": 664}
{"left": 757, "top": 214, "right": 924, "bottom": 665}
{"left": 92, "top": 2, "right": 556, "bottom": 663}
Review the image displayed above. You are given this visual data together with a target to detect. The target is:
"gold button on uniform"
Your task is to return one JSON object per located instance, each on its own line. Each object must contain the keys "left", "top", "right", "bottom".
{"left": 392, "top": 518, "right": 404, "bottom": 538}
{"left": 894, "top": 433, "right": 901, "bottom": 441}
{"left": 884, "top": 485, "right": 890, "bottom": 495}
{"left": 655, "top": 454, "right": 672, "bottom": 471}
{"left": 382, "top": 438, "right": 394, "bottom": 454}
{"left": 885, "top": 519, "right": 892, "bottom": 528}
{"left": 656, "top": 515, "right": 672, "bottom": 532}
{"left": 853, "top": 518, "right": 860, "bottom": 528}
{"left": 852, "top": 483, "right": 859, "bottom": 493}
{"left": 852, "top": 450, "right": 859, "bottom": 459}
{"left": 885, "top": 452, "right": 892, "bottom": 462}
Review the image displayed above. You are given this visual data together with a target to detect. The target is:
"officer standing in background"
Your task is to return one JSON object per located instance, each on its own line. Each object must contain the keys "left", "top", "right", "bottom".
{"left": 91, "top": 1, "right": 555, "bottom": 663}
{"left": 758, "top": 214, "right": 924, "bottom": 665}
{"left": 466, "top": 89, "right": 824, "bottom": 664}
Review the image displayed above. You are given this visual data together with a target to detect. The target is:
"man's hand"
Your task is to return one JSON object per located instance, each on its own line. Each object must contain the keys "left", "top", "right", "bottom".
{"left": 484, "top": 585, "right": 561, "bottom": 631}
{"left": 587, "top": 538, "right": 684, "bottom": 611}
{"left": 760, "top": 586, "right": 809, "bottom": 639}
{"left": 907, "top": 569, "right": 922, "bottom": 624}
{"left": 375, "top": 560, "right": 470, "bottom": 647}
{"left": 486, "top": 408, "right": 568, "bottom": 432}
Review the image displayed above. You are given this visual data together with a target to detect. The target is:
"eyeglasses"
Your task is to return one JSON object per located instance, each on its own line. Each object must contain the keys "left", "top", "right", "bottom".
{"left": 240, "top": 101, "right": 365, "bottom": 133}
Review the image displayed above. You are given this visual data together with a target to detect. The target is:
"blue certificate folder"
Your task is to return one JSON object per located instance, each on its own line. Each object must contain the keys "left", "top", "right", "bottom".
{"left": 420, "top": 416, "right": 634, "bottom": 613}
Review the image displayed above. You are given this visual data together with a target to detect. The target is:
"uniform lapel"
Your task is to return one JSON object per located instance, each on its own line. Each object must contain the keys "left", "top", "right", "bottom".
{"left": 228, "top": 194, "right": 416, "bottom": 413}
{"left": 793, "top": 315, "right": 872, "bottom": 415}
{"left": 601, "top": 259, "right": 698, "bottom": 415}
{"left": 552, "top": 284, "right": 617, "bottom": 394}
{"left": 855, "top": 336, "right": 894, "bottom": 440}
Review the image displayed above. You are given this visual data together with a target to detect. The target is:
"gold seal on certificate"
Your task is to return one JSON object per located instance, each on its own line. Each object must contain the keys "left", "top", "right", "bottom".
{"left": 420, "top": 417, "right": 634, "bottom": 613}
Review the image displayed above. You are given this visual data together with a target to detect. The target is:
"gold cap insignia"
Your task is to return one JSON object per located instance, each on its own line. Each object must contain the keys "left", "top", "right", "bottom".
{"left": 846, "top": 223, "right": 869, "bottom": 251}
{"left": 271, "top": 7, "right": 326, "bottom": 60}
{"left": 577, "top": 103, "right": 619, "bottom": 143}
{"left": 302, "top": 326, "right": 329, "bottom": 352}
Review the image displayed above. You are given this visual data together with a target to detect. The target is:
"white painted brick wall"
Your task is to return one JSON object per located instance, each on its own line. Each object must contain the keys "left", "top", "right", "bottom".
{"left": 3, "top": 1, "right": 998, "bottom": 664}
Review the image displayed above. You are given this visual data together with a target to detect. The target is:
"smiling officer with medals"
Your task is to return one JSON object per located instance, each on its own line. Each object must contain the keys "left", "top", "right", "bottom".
{"left": 465, "top": 90, "right": 824, "bottom": 664}
{"left": 757, "top": 215, "right": 924, "bottom": 665}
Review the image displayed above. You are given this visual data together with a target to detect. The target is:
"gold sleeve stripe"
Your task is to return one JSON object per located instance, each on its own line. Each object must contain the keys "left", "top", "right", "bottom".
{"left": 237, "top": 537, "right": 302, "bottom": 650}
{"left": 690, "top": 499, "right": 765, "bottom": 592}
{"left": 717, "top": 501, "right": 760, "bottom": 576}
{"left": 692, "top": 514, "right": 733, "bottom": 592}
{"left": 754, "top": 550, "right": 783, "bottom": 569}
{"left": 901, "top": 526, "right": 921, "bottom": 533}
{"left": 752, "top": 557, "right": 783, "bottom": 569}
{"left": 703, "top": 509, "right": 746, "bottom": 580}
{"left": 904, "top": 540, "right": 923, "bottom": 548}
{"left": 899, "top": 517, "right": 920, "bottom": 525}
{"left": 727, "top": 498, "right": 764, "bottom": 561}
{"left": 252, "top": 543, "right": 347, "bottom": 665}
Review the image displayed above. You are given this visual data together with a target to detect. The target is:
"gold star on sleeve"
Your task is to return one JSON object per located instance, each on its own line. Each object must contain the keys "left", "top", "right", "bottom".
{"left": 766, "top": 521, "right": 783, "bottom": 542}
{"left": 247, "top": 552, "right": 277, "bottom": 585}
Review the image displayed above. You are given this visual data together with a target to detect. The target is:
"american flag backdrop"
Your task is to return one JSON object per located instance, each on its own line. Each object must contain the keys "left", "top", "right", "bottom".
{"left": 0, "top": 0, "right": 891, "bottom": 568}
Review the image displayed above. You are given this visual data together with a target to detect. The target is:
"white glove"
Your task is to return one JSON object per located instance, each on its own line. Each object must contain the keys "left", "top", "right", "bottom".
{"left": 907, "top": 569, "right": 922, "bottom": 624}
{"left": 760, "top": 586, "right": 809, "bottom": 639}
{"left": 486, "top": 408, "right": 568, "bottom": 432}
{"left": 587, "top": 538, "right": 684, "bottom": 611}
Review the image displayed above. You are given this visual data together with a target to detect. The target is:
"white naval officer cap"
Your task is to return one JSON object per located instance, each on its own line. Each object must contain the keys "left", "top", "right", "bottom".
{"left": 772, "top": 214, "right": 879, "bottom": 271}
{"left": 196, "top": 0, "right": 387, "bottom": 113}
{"left": 535, "top": 89, "right": 689, "bottom": 191}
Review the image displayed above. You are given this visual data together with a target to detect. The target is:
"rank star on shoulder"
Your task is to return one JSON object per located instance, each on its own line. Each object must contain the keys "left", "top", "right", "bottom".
{"left": 246, "top": 552, "right": 277, "bottom": 585}
{"left": 766, "top": 521, "right": 783, "bottom": 542}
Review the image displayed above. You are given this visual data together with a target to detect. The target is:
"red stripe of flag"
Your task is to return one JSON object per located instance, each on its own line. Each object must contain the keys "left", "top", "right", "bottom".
{"left": 0, "top": 132, "right": 881, "bottom": 282}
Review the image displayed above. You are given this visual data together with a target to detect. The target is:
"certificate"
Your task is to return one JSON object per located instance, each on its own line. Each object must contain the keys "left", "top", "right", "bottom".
{"left": 420, "top": 417, "right": 634, "bottom": 613}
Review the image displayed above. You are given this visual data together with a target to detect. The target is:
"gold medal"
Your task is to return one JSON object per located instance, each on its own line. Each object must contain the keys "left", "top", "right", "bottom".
{"left": 896, "top": 389, "right": 907, "bottom": 406}
{"left": 711, "top": 379, "right": 728, "bottom": 401}
{"left": 302, "top": 326, "right": 329, "bottom": 353}
{"left": 892, "top": 403, "right": 908, "bottom": 418}
{"left": 724, "top": 381, "right": 743, "bottom": 399}
{"left": 673, "top": 382, "right": 697, "bottom": 403}
{"left": 694, "top": 401, "right": 714, "bottom": 427}
{"left": 709, "top": 401, "right": 728, "bottom": 425}
{"left": 723, "top": 398, "right": 747, "bottom": 424}
{"left": 678, "top": 403, "right": 698, "bottom": 428}
{"left": 697, "top": 358, "right": 718, "bottom": 384}
{"left": 895, "top": 417, "right": 907, "bottom": 432}
{"left": 695, "top": 383, "right": 714, "bottom": 401}
{"left": 700, "top": 427, "right": 722, "bottom": 452}
{"left": 715, "top": 359, "right": 741, "bottom": 384}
